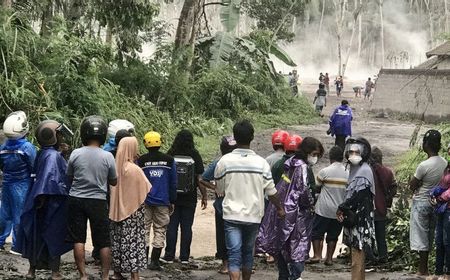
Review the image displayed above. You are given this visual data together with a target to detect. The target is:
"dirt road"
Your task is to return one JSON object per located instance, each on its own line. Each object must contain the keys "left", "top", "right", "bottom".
{"left": 0, "top": 82, "right": 428, "bottom": 279}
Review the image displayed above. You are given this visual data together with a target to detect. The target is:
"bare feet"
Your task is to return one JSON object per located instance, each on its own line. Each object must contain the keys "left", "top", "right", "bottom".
{"left": 51, "top": 271, "right": 63, "bottom": 280}
{"left": 305, "top": 257, "right": 321, "bottom": 264}
{"left": 324, "top": 260, "right": 333, "bottom": 266}
{"left": 25, "top": 268, "right": 35, "bottom": 279}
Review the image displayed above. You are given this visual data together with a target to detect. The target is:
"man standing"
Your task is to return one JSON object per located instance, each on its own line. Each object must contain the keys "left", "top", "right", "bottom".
{"left": 329, "top": 100, "right": 353, "bottom": 150}
{"left": 310, "top": 146, "right": 348, "bottom": 265}
{"left": 66, "top": 116, "right": 117, "bottom": 280}
{"left": 364, "top": 77, "right": 374, "bottom": 100}
{"left": 409, "top": 130, "right": 447, "bottom": 276}
{"left": 214, "top": 120, "right": 285, "bottom": 280}
{"left": 138, "top": 131, "right": 177, "bottom": 271}
{"left": 370, "top": 147, "right": 397, "bottom": 262}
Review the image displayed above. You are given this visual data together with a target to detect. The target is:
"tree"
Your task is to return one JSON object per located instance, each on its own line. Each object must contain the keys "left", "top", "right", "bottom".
{"left": 242, "top": 0, "right": 309, "bottom": 42}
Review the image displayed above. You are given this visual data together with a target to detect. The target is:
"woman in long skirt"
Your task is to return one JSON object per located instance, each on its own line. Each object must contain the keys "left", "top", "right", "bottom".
{"left": 109, "top": 137, "right": 151, "bottom": 280}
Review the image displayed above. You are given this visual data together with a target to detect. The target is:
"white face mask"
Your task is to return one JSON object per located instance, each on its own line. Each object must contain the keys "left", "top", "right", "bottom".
{"left": 307, "top": 155, "right": 318, "bottom": 165}
{"left": 349, "top": 155, "right": 363, "bottom": 165}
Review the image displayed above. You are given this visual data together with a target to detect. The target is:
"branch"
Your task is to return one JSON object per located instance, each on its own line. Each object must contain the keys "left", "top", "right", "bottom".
{"left": 268, "top": 0, "right": 298, "bottom": 51}
{"left": 202, "top": 2, "right": 212, "bottom": 36}
{"left": 203, "top": 2, "right": 227, "bottom": 8}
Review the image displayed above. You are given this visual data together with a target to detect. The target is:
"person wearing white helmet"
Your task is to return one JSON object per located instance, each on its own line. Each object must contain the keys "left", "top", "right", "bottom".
{"left": 103, "top": 119, "right": 135, "bottom": 153}
{"left": 0, "top": 111, "right": 37, "bottom": 253}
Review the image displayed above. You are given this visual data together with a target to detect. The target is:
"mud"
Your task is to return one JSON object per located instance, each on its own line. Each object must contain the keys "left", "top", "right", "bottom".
{"left": 0, "top": 82, "right": 429, "bottom": 279}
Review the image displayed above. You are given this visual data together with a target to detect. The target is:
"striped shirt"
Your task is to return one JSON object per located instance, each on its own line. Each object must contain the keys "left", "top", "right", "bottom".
{"left": 215, "top": 148, "right": 277, "bottom": 224}
{"left": 315, "top": 162, "right": 349, "bottom": 219}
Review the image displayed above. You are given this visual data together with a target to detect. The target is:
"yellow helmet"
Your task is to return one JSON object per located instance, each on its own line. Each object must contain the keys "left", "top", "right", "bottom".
{"left": 144, "top": 131, "right": 161, "bottom": 148}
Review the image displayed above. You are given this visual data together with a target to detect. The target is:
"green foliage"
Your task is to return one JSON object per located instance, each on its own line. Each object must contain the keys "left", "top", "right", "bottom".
{"left": 242, "top": 0, "right": 309, "bottom": 42}
{"left": 247, "top": 29, "right": 297, "bottom": 66}
{"left": 220, "top": 0, "right": 242, "bottom": 32}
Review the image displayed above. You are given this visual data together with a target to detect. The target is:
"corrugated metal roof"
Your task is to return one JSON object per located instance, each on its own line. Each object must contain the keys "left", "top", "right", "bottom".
{"left": 426, "top": 41, "right": 450, "bottom": 58}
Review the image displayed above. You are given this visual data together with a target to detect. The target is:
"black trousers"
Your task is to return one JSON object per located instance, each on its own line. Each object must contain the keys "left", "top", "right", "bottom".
{"left": 335, "top": 135, "right": 347, "bottom": 150}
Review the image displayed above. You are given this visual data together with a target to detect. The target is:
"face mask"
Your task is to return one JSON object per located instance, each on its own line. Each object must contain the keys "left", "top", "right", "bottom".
{"left": 349, "top": 155, "right": 362, "bottom": 165}
{"left": 307, "top": 155, "right": 318, "bottom": 165}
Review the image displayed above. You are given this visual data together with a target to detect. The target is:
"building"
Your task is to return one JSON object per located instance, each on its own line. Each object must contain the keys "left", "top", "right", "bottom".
{"left": 370, "top": 41, "right": 450, "bottom": 122}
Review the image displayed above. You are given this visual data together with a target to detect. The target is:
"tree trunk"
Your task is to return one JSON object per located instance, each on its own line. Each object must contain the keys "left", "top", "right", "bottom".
{"left": 379, "top": 0, "right": 385, "bottom": 68}
{"left": 342, "top": 3, "right": 362, "bottom": 76}
{"left": 318, "top": 0, "right": 325, "bottom": 40}
{"left": 424, "top": 0, "right": 434, "bottom": 48}
{"left": 2, "top": 0, "right": 12, "bottom": 8}
{"left": 40, "top": 1, "right": 54, "bottom": 37}
{"left": 105, "top": 23, "right": 113, "bottom": 46}
{"left": 333, "top": 0, "right": 346, "bottom": 75}
{"left": 445, "top": 0, "right": 449, "bottom": 34}
{"left": 174, "top": 0, "right": 204, "bottom": 50}
{"left": 357, "top": 0, "right": 362, "bottom": 59}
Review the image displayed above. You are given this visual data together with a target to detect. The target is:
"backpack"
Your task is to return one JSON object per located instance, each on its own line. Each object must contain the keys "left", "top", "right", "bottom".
{"left": 174, "top": 156, "right": 196, "bottom": 193}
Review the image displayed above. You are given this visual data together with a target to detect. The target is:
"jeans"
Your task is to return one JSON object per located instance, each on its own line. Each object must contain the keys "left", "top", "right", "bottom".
{"left": 164, "top": 204, "right": 196, "bottom": 261}
{"left": 277, "top": 253, "right": 304, "bottom": 280}
{"left": 435, "top": 210, "right": 450, "bottom": 275}
{"left": 224, "top": 220, "right": 259, "bottom": 272}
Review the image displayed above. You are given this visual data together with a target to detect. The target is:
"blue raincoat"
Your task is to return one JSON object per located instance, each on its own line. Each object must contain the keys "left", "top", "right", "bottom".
{"left": 16, "top": 147, "right": 72, "bottom": 267}
{"left": 0, "top": 138, "right": 36, "bottom": 247}
{"left": 329, "top": 104, "right": 353, "bottom": 137}
{"left": 103, "top": 136, "right": 116, "bottom": 152}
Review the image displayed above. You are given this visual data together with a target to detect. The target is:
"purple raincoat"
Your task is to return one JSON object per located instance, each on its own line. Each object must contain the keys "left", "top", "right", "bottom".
{"left": 255, "top": 157, "right": 314, "bottom": 263}
{"left": 329, "top": 105, "right": 353, "bottom": 137}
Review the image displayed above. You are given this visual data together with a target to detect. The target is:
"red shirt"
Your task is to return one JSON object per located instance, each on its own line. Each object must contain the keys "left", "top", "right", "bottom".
{"left": 372, "top": 163, "right": 395, "bottom": 220}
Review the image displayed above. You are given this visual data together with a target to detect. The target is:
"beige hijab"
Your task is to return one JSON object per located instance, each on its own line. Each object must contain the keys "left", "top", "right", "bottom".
{"left": 109, "top": 137, "right": 151, "bottom": 222}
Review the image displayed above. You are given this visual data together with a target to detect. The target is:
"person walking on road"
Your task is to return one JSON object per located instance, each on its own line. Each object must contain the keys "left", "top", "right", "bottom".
{"left": 329, "top": 100, "right": 353, "bottom": 150}
{"left": 214, "top": 120, "right": 285, "bottom": 280}
{"left": 257, "top": 137, "right": 323, "bottom": 280}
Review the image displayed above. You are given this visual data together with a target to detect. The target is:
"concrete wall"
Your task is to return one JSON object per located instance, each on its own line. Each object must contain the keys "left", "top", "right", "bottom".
{"left": 370, "top": 69, "right": 450, "bottom": 122}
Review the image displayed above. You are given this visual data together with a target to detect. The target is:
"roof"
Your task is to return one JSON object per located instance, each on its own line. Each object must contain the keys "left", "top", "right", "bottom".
{"left": 415, "top": 56, "right": 440, "bottom": 69}
{"left": 426, "top": 41, "right": 450, "bottom": 58}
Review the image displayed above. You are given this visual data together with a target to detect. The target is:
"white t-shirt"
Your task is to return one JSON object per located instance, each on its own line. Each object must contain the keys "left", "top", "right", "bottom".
{"left": 413, "top": 156, "right": 448, "bottom": 200}
{"left": 215, "top": 149, "right": 277, "bottom": 224}
{"left": 315, "top": 162, "right": 349, "bottom": 219}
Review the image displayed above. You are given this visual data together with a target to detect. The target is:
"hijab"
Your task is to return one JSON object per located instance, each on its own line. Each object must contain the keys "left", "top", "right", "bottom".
{"left": 109, "top": 137, "right": 151, "bottom": 222}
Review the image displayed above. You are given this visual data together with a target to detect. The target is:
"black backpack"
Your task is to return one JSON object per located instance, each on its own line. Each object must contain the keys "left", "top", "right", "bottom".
{"left": 174, "top": 156, "right": 196, "bottom": 193}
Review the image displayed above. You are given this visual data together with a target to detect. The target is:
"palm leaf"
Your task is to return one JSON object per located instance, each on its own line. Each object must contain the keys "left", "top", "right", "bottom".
{"left": 269, "top": 43, "right": 297, "bottom": 67}
{"left": 209, "top": 31, "right": 235, "bottom": 68}
{"left": 220, "top": 0, "right": 241, "bottom": 32}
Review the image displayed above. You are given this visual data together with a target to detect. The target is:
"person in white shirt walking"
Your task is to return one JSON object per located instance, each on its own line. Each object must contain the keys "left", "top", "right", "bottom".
{"left": 214, "top": 120, "right": 285, "bottom": 280}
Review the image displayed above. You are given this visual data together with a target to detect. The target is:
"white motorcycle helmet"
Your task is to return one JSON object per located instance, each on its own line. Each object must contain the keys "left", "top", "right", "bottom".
{"left": 107, "top": 119, "right": 135, "bottom": 138}
{"left": 3, "top": 111, "right": 29, "bottom": 139}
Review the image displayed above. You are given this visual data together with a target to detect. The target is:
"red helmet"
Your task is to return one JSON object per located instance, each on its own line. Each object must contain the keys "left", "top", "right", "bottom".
{"left": 284, "top": 135, "right": 303, "bottom": 152}
{"left": 272, "top": 130, "right": 289, "bottom": 147}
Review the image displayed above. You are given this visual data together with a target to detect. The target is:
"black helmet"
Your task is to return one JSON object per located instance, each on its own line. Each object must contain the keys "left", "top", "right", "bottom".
{"left": 80, "top": 115, "right": 107, "bottom": 146}
{"left": 344, "top": 136, "right": 371, "bottom": 162}
{"left": 36, "top": 120, "right": 60, "bottom": 147}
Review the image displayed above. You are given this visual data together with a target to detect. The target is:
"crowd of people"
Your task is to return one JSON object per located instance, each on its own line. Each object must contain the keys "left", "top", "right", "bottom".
{"left": 0, "top": 108, "right": 449, "bottom": 280}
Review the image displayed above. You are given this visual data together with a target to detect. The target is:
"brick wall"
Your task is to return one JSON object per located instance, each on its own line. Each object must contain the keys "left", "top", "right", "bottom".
{"left": 370, "top": 69, "right": 450, "bottom": 122}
